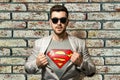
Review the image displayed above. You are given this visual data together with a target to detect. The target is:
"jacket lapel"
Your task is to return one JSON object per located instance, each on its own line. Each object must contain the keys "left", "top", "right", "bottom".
{"left": 39, "top": 35, "right": 52, "bottom": 54}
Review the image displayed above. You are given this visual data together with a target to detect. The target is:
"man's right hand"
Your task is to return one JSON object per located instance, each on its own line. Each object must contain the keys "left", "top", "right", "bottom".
{"left": 36, "top": 53, "right": 48, "bottom": 68}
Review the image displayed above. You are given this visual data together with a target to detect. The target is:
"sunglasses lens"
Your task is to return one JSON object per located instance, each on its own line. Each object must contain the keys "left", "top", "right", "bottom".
{"left": 60, "top": 18, "right": 67, "bottom": 23}
{"left": 51, "top": 17, "right": 67, "bottom": 24}
{"left": 52, "top": 18, "right": 58, "bottom": 24}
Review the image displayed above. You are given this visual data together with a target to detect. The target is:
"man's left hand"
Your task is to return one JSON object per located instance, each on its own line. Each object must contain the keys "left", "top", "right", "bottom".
{"left": 70, "top": 51, "right": 83, "bottom": 66}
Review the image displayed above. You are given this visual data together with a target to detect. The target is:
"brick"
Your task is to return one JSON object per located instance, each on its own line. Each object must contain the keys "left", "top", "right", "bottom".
{"left": 96, "top": 66, "right": 120, "bottom": 73}
{"left": 105, "top": 57, "right": 120, "bottom": 65}
{"left": 92, "top": 57, "right": 104, "bottom": 66}
{"left": 0, "top": 3, "right": 26, "bottom": 11}
{"left": 0, "top": 21, "right": 26, "bottom": 29}
{"left": 90, "top": 0, "right": 115, "bottom": 2}
{"left": 28, "top": 21, "right": 50, "bottom": 29}
{"left": 65, "top": 3, "right": 100, "bottom": 11}
{"left": 51, "top": 0, "right": 88, "bottom": 2}
{"left": 0, "top": 57, "right": 25, "bottom": 65}
{"left": 102, "top": 3, "right": 120, "bottom": 11}
{"left": 0, "top": 74, "right": 25, "bottom": 80}
{"left": 88, "top": 48, "right": 120, "bottom": 56}
{"left": 12, "top": 12, "right": 48, "bottom": 20}
{"left": 86, "top": 39, "right": 104, "bottom": 47}
{"left": 13, "top": 66, "right": 25, "bottom": 73}
{"left": 103, "top": 21, "right": 120, "bottom": 29}
{"left": 88, "top": 12, "right": 120, "bottom": 20}
{"left": 13, "top": 30, "right": 49, "bottom": 38}
{"left": 28, "top": 39, "right": 36, "bottom": 47}
{"left": 104, "top": 75, "right": 120, "bottom": 80}
{"left": 12, "top": 48, "right": 32, "bottom": 56}
{"left": 68, "top": 21, "right": 101, "bottom": 29}
{"left": 0, "top": 13, "right": 10, "bottom": 19}
{"left": 27, "top": 74, "right": 42, "bottom": 80}
{"left": 0, "top": 39, "right": 26, "bottom": 47}
{"left": 28, "top": 4, "right": 55, "bottom": 11}
{"left": 69, "top": 13, "right": 86, "bottom": 20}
{"left": 0, "top": 48, "right": 10, "bottom": 56}
{"left": 83, "top": 74, "right": 102, "bottom": 80}
{"left": 88, "top": 30, "right": 120, "bottom": 38}
{"left": 106, "top": 40, "right": 120, "bottom": 47}
{"left": 0, "top": 30, "right": 11, "bottom": 37}
{"left": 13, "top": 0, "right": 49, "bottom": 2}
{"left": 0, "top": 66, "right": 11, "bottom": 73}
{"left": 69, "top": 31, "right": 86, "bottom": 38}
{"left": 0, "top": 0, "right": 10, "bottom": 2}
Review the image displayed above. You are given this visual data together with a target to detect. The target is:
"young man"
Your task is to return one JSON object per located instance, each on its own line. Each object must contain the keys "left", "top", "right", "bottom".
{"left": 25, "top": 5, "right": 96, "bottom": 80}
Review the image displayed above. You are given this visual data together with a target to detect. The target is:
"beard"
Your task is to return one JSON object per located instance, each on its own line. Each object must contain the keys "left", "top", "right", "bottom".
{"left": 53, "top": 28, "right": 66, "bottom": 36}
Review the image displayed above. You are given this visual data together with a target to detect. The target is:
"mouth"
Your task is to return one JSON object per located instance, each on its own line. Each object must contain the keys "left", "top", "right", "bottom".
{"left": 56, "top": 26, "right": 62, "bottom": 30}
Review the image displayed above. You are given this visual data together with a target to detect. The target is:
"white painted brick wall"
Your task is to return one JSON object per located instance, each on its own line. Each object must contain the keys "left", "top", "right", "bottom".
{"left": 0, "top": 0, "right": 120, "bottom": 80}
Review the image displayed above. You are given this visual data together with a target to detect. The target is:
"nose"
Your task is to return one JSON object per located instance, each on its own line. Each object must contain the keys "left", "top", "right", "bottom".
{"left": 57, "top": 20, "right": 61, "bottom": 24}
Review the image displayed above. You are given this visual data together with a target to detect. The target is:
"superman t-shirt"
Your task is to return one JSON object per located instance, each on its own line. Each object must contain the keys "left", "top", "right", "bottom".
{"left": 46, "top": 39, "right": 73, "bottom": 78}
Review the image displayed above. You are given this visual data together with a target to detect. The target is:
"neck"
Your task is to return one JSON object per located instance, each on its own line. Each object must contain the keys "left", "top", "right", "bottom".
{"left": 52, "top": 32, "right": 68, "bottom": 41}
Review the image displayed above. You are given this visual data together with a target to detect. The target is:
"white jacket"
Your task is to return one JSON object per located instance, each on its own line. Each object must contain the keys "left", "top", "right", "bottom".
{"left": 24, "top": 34, "right": 96, "bottom": 80}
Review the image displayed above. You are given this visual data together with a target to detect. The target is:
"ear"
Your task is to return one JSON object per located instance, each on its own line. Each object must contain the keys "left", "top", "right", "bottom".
{"left": 66, "top": 19, "right": 69, "bottom": 25}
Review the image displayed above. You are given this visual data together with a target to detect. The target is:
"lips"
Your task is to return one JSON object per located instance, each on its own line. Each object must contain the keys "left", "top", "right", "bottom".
{"left": 47, "top": 49, "right": 73, "bottom": 68}
{"left": 56, "top": 27, "right": 62, "bottom": 30}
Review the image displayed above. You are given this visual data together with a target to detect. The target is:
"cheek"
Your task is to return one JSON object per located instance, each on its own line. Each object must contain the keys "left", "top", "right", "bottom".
{"left": 51, "top": 24, "right": 56, "bottom": 29}
{"left": 63, "top": 23, "right": 68, "bottom": 28}
{"left": 49, "top": 21, "right": 54, "bottom": 28}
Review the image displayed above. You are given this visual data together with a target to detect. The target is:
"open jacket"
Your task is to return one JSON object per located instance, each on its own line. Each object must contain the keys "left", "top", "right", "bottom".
{"left": 24, "top": 34, "right": 96, "bottom": 80}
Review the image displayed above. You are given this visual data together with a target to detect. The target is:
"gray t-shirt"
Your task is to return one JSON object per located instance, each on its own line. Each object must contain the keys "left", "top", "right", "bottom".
{"left": 46, "top": 38, "right": 73, "bottom": 78}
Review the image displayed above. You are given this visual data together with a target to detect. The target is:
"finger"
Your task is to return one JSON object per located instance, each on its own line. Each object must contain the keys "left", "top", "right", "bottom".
{"left": 41, "top": 60, "right": 48, "bottom": 65}
{"left": 70, "top": 55, "right": 76, "bottom": 63}
{"left": 38, "top": 58, "right": 48, "bottom": 66}
{"left": 38, "top": 54, "right": 47, "bottom": 60}
{"left": 71, "top": 52, "right": 79, "bottom": 59}
{"left": 37, "top": 54, "right": 48, "bottom": 63}
{"left": 39, "top": 56, "right": 47, "bottom": 62}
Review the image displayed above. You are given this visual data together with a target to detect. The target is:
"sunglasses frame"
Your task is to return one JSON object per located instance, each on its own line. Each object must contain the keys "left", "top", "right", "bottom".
{"left": 51, "top": 17, "right": 67, "bottom": 24}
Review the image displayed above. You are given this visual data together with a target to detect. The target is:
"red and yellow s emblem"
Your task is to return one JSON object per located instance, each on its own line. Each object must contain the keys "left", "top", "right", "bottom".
{"left": 47, "top": 49, "right": 73, "bottom": 68}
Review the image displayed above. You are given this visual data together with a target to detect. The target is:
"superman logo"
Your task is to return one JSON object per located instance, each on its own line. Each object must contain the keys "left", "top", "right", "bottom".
{"left": 47, "top": 49, "right": 73, "bottom": 68}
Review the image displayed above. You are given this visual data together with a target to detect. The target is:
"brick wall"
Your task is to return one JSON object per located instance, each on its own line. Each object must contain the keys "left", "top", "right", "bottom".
{"left": 0, "top": 0, "right": 120, "bottom": 80}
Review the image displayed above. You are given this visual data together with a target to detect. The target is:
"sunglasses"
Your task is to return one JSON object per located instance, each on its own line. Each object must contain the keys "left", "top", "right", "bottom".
{"left": 51, "top": 17, "right": 67, "bottom": 24}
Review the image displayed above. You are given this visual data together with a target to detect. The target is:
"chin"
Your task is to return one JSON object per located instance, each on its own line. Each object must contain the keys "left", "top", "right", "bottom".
{"left": 55, "top": 32, "right": 63, "bottom": 35}
{"left": 54, "top": 29, "right": 66, "bottom": 35}
{"left": 54, "top": 31, "right": 64, "bottom": 35}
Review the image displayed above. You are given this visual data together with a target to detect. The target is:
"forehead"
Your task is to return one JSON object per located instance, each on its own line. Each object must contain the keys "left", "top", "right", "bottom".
{"left": 51, "top": 11, "right": 67, "bottom": 18}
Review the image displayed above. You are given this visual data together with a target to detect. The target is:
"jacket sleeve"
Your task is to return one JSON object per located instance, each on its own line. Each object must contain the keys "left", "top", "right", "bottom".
{"left": 24, "top": 39, "right": 42, "bottom": 74}
{"left": 76, "top": 40, "right": 96, "bottom": 77}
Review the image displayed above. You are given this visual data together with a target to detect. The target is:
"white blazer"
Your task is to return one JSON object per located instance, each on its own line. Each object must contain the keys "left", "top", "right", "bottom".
{"left": 24, "top": 34, "right": 96, "bottom": 80}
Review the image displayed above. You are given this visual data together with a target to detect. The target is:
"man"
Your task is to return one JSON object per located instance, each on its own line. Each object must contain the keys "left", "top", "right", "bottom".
{"left": 24, "top": 5, "right": 96, "bottom": 80}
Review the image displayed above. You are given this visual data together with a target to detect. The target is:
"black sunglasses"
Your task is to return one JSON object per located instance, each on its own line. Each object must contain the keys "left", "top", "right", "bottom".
{"left": 51, "top": 17, "right": 67, "bottom": 24}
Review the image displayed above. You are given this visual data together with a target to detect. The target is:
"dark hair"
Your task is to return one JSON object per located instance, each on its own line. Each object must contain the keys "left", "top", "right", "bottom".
{"left": 50, "top": 5, "right": 68, "bottom": 18}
